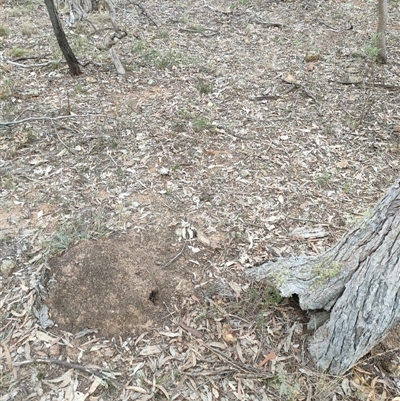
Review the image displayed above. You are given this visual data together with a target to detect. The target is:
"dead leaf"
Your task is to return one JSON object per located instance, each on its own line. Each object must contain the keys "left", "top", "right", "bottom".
{"left": 178, "top": 322, "right": 203, "bottom": 338}
{"left": 285, "top": 73, "right": 296, "bottom": 83}
{"left": 336, "top": 160, "right": 349, "bottom": 169}
{"left": 139, "top": 345, "right": 162, "bottom": 356}
{"left": 159, "top": 331, "right": 181, "bottom": 338}
{"left": 258, "top": 351, "right": 277, "bottom": 367}
{"left": 196, "top": 230, "right": 211, "bottom": 246}
{"left": 207, "top": 342, "right": 227, "bottom": 350}
{"left": 222, "top": 323, "right": 238, "bottom": 343}
{"left": 125, "top": 386, "right": 148, "bottom": 394}
{"left": 306, "top": 62, "right": 315, "bottom": 71}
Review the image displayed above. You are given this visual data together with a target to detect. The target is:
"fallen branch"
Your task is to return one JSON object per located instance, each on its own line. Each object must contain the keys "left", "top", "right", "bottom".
{"left": 13, "top": 358, "right": 116, "bottom": 382}
{"left": 203, "top": 2, "right": 233, "bottom": 15}
{"left": 179, "top": 28, "right": 219, "bottom": 37}
{"left": 329, "top": 79, "right": 400, "bottom": 91}
{"left": 129, "top": 1, "right": 158, "bottom": 27}
{"left": 0, "top": 114, "right": 105, "bottom": 126}
{"left": 6, "top": 60, "right": 54, "bottom": 69}
{"left": 282, "top": 79, "right": 321, "bottom": 106}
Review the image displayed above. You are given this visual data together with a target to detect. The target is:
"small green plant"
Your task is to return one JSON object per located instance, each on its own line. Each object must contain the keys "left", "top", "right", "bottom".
{"left": 316, "top": 171, "right": 332, "bottom": 188}
{"left": 36, "top": 372, "right": 45, "bottom": 380}
{"left": 230, "top": 0, "right": 250, "bottom": 9}
{"left": 51, "top": 209, "right": 113, "bottom": 251}
{"left": 193, "top": 116, "right": 213, "bottom": 132}
{"left": 133, "top": 40, "right": 146, "bottom": 52}
{"left": 343, "top": 182, "right": 352, "bottom": 194}
{"left": 360, "top": 34, "right": 381, "bottom": 60}
{"left": 197, "top": 80, "right": 213, "bottom": 96}
{"left": 154, "top": 29, "right": 170, "bottom": 40}
{"left": 6, "top": 6, "right": 31, "bottom": 17}
{"left": 21, "top": 23, "right": 34, "bottom": 36}
{"left": 9, "top": 47, "right": 28, "bottom": 58}
{"left": 74, "top": 83, "right": 88, "bottom": 94}
{"left": 51, "top": 60, "right": 62, "bottom": 70}
{"left": 155, "top": 51, "right": 185, "bottom": 69}
{"left": 0, "top": 79, "right": 14, "bottom": 99}
{"left": 171, "top": 121, "right": 187, "bottom": 133}
{"left": 0, "top": 25, "right": 9, "bottom": 37}
{"left": 272, "top": 364, "right": 301, "bottom": 400}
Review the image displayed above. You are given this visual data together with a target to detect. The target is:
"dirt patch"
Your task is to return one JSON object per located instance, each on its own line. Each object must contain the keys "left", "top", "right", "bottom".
{"left": 46, "top": 226, "right": 212, "bottom": 337}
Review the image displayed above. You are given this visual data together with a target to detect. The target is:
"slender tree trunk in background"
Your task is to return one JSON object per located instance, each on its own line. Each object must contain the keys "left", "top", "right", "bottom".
{"left": 377, "top": 0, "right": 388, "bottom": 63}
{"left": 247, "top": 179, "right": 400, "bottom": 375}
{"left": 44, "top": 0, "right": 82, "bottom": 76}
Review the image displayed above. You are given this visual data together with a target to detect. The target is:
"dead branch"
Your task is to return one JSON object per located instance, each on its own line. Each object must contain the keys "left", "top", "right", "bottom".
{"left": 13, "top": 358, "right": 115, "bottom": 381}
{"left": 129, "top": 0, "right": 158, "bottom": 27}
{"left": 0, "top": 114, "right": 104, "bottom": 126}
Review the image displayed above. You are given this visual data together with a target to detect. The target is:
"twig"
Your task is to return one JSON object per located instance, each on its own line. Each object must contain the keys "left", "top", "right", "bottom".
{"left": 6, "top": 60, "right": 54, "bottom": 69}
{"left": 202, "top": 343, "right": 271, "bottom": 377}
{"left": 0, "top": 114, "right": 105, "bottom": 126}
{"left": 329, "top": 79, "right": 400, "bottom": 91}
{"left": 159, "top": 241, "right": 186, "bottom": 269}
{"left": 203, "top": 2, "right": 233, "bottom": 15}
{"left": 179, "top": 28, "right": 219, "bottom": 37}
{"left": 286, "top": 216, "right": 346, "bottom": 231}
{"left": 282, "top": 79, "right": 321, "bottom": 106}
{"left": 318, "top": 20, "right": 353, "bottom": 32}
{"left": 253, "top": 19, "right": 285, "bottom": 28}
{"left": 55, "top": 131, "right": 76, "bottom": 155}
{"left": 13, "top": 358, "right": 115, "bottom": 381}
{"left": 129, "top": 1, "right": 158, "bottom": 26}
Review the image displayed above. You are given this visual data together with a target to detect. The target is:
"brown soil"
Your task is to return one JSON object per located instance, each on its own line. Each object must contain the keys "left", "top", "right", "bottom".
{"left": 47, "top": 226, "right": 211, "bottom": 337}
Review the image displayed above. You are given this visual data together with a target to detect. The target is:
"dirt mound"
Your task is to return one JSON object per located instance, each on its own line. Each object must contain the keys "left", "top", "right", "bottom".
{"left": 46, "top": 228, "right": 204, "bottom": 337}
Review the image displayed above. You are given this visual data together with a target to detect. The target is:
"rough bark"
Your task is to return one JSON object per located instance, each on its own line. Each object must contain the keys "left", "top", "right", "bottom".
{"left": 377, "top": 0, "right": 388, "bottom": 63}
{"left": 44, "top": 0, "right": 82, "bottom": 76}
{"left": 247, "top": 179, "right": 400, "bottom": 375}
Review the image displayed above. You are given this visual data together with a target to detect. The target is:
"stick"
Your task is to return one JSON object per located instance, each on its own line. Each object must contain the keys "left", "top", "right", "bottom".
{"left": 13, "top": 358, "right": 115, "bottom": 381}
{"left": 159, "top": 242, "right": 186, "bottom": 269}
{"left": 0, "top": 114, "right": 105, "bottom": 126}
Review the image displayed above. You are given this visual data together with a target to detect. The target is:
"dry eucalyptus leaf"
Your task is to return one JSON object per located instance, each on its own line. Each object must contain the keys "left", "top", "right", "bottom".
{"left": 139, "top": 345, "right": 162, "bottom": 356}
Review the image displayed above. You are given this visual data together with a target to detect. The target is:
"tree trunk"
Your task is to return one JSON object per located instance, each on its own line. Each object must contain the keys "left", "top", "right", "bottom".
{"left": 44, "top": 0, "right": 82, "bottom": 76}
{"left": 377, "top": 0, "right": 388, "bottom": 63}
{"left": 247, "top": 179, "right": 400, "bottom": 375}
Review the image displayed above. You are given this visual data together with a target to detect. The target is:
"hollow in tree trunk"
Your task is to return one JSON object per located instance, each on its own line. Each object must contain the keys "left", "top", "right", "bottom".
{"left": 44, "top": 0, "right": 82, "bottom": 76}
{"left": 247, "top": 179, "right": 400, "bottom": 375}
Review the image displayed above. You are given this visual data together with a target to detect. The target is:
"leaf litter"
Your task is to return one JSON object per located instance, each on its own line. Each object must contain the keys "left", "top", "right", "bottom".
{"left": 1, "top": 0, "right": 400, "bottom": 399}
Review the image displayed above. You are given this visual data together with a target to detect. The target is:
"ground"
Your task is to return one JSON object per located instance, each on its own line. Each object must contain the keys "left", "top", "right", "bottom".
{"left": 1, "top": 0, "right": 400, "bottom": 399}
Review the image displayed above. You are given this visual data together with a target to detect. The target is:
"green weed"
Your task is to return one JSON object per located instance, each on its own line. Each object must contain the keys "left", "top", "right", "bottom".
{"left": 193, "top": 116, "right": 213, "bottom": 132}
{"left": 21, "top": 23, "right": 35, "bottom": 36}
{"left": 155, "top": 51, "right": 185, "bottom": 69}
{"left": 9, "top": 47, "right": 28, "bottom": 58}
{"left": 51, "top": 209, "right": 113, "bottom": 251}
{"left": 0, "top": 25, "right": 9, "bottom": 37}
{"left": 0, "top": 79, "right": 14, "bottom": 99}
{"left": 316, "top": 171, "right": 332, "bottom": 188}
{"left": 359, "top": 34, "right": 381, "bottom": 60}
{"left": 197, "top": 80, "right": 213, "bottom": 96}
{"left": 74, "top": 83, "right": 88, "bottom": 94}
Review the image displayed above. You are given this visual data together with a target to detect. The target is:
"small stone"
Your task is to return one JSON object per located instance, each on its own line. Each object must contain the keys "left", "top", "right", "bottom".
{"left": 159, "top": 167, "right": 170, "bottom": 176}
{"left": 305, "top": 52, "right": 320, "bottom": 62}
{"left": 240, "top": 169, "right": 251, "bottom": 178}
{"left": 0, "top": 259, "right": 16, "bottom": 278}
